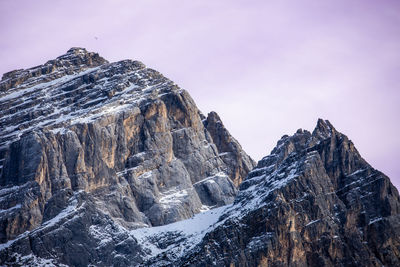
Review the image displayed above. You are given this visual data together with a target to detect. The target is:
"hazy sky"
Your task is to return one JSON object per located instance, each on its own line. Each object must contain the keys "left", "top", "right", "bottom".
{"left": 1, "top": 0, "right": 399, "bottom": 189}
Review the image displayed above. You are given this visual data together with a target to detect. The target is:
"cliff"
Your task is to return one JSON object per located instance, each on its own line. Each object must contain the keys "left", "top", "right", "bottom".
{"left": 0, "top": 48, "right": 255, "bottom": 266}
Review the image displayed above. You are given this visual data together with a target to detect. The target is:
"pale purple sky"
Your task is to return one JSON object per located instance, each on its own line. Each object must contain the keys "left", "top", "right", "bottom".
{"left": 1, "top": 0, "right": 399, "bottom": 189}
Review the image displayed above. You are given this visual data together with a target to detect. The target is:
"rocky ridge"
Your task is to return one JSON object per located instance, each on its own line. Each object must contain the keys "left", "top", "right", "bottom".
{"left": 171, "top": 119, "right": 400, "bottom": 266}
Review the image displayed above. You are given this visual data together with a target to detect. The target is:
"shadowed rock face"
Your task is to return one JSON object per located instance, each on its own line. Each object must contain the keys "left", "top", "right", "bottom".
{"left": 0, "top": 48, "right": 254, "bottom": 265}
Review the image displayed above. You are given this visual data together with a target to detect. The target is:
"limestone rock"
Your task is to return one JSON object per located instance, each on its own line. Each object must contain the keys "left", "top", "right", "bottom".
{"left": 204, "top": 111, "right": 256, "bottom": 186}
{"left": 0, "top": 48, "right": 254, "bottom": 265}
{"left": 175, "top": 119, "right": 400, "bottom": 267}
{"left": 1, "top": 48, "right": 398, "bottom": 266}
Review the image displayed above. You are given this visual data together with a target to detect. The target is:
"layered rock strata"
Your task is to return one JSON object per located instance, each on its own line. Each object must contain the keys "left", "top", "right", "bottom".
{"left": 1, "top": 48, "right": 398, "bottom": 267}
{"left": 174, "top": 119, "right": 400, "bottom": 266}
{"left": 0, "top": 48, "right": 255, "bottom": 265}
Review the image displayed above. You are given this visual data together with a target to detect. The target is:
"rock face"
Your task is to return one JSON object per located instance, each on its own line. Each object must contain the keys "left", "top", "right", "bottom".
{"left": 0, "top": 48, "right": 399, "bottom": 267}
{"left": 204, "top": 111, "right": 255, "bottom": 187}
{"left": 174, "top": 119, "right": 400, "bottom": 267}
{"left": 0, "top": 48, "right": 255, "bottom": 265}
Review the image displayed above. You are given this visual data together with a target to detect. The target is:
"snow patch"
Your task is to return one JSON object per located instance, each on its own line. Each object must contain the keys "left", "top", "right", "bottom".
{"left": 193, "top": 172, "right": 228, "bottom": 186}
{"left": 0, "top": 204, "right": 21, "bottom": 216}
{"left": 305, "top": 219, "right": 320, "bottom": 227}
{"left": 159, "top": 189, "right": 189, "bottom": 205}
{"left": 369, "top": 217, "right": 383, "bottom": 225}
{"left": 11, "top": 252, "right": 68, "bottom": 267}
{"left": 131, "top": 205, "right": 229, "bottom": 260}
{"left": 39, "top": 199, "right": 78, "bottom": 229}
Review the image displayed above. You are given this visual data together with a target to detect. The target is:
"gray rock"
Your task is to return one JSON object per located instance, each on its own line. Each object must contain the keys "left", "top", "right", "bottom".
{"left": 0, "top": 48, "right": 255, "bottom": 265}
{"left": 2, "top": 48, "right": 398, "bottom": 267}
{"left": 193, "top": 172, "right": 237, "bottom": 207}
{"left": 204, "top": 111, "right": 256, "bottom": 186}
{"left": 175, "top": 119, "right": 400, "bottom": 267}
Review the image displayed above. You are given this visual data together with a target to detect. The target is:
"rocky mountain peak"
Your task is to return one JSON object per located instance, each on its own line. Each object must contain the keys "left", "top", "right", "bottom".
{"left": 0, "top": 47, "right": 107, "bottom": 92}
{"left": 205, "top": 110, "right": 221, "bottom": 122}
{"left": 177, "top": 118, "right": 400, "bottom": 267}
{"left": 268, "top": 119, "right": 343, "bottom": 169}
{"left": 312, "top": 118, "right": 336, "bottom": 140}
{"left": 56, "top": 47, "right": 108, "bottom": 67}
{"left": 204, "top": 111, "right": 255, "bottom": 186}
{"left": 66, "top": 47, "right": 91, "bottom": 55}
{"left": 0, "top": 48, "right": 257, "bottom": 265}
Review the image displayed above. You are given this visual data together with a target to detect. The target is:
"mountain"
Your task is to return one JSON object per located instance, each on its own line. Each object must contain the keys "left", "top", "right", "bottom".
{"left": 0, "top": 48, "right": 255, "bottom": 266}
{"left": 173, "top": 120, "right": 400, "bottom": 266}
{"left": 125, "top": 120, "right": 400, "bottom": 267}
{"left": 0, "top": 48, "right": 399, "bottom": 266}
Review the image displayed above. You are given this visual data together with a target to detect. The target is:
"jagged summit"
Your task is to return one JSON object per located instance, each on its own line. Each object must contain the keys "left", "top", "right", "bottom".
{"left": 0, "top": 49, "right": 166, "bottom": 155}
{"left": 0, "top": 48, "right": 108, "bottom": 91}
{"left": 313, "top": 118, "right": 336, "bottom": 139}
{"left": 269, "top": 119, "right": 341, "bottom": 164}
{"left": 204, "top": 111, "right": 256, "bottom": 186}
{"left": 175, "top": 118, "right": 400, "bottom": 267}
{"left": 54, "top": 47, "right": 108, "bottom": 68}
{"left": 65, "top": 47, "right": 91, "bottom": 54}
{"left": 243, "top": 118, "right": 366, "bottom": 192}
{"left": 57, "top": 47, "right": 107, "bottom": 63}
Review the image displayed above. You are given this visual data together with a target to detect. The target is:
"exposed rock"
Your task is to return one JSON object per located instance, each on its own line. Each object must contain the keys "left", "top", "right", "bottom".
{"left": 174, "top": 119, "right": 400, "bottom": 267}
{"left": 193, "top": 172, "right": 237, "bottom": 208}
{"left": 0, "top": 47, "right": 107, "bottom": 93}
{"left": 204, "top": 111, "right": 256, "bottom": 186}
{"left": 0, "top": 48, "right": 254, "bottom": 266}
{"left": 1, "top": 48, "right": 399, "bottom": 266}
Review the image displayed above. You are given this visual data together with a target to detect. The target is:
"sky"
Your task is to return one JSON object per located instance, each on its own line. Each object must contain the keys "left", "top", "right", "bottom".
{"left": 1, "top": 0, "right": 399, "bottom": 189}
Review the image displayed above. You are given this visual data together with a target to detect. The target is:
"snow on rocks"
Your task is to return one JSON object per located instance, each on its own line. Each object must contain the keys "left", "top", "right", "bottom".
{"left": 0, "top": 53, "right": 176, "bottom": 176}
{"left": 131, "top": 205, "right": 229, "bottom": 260}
